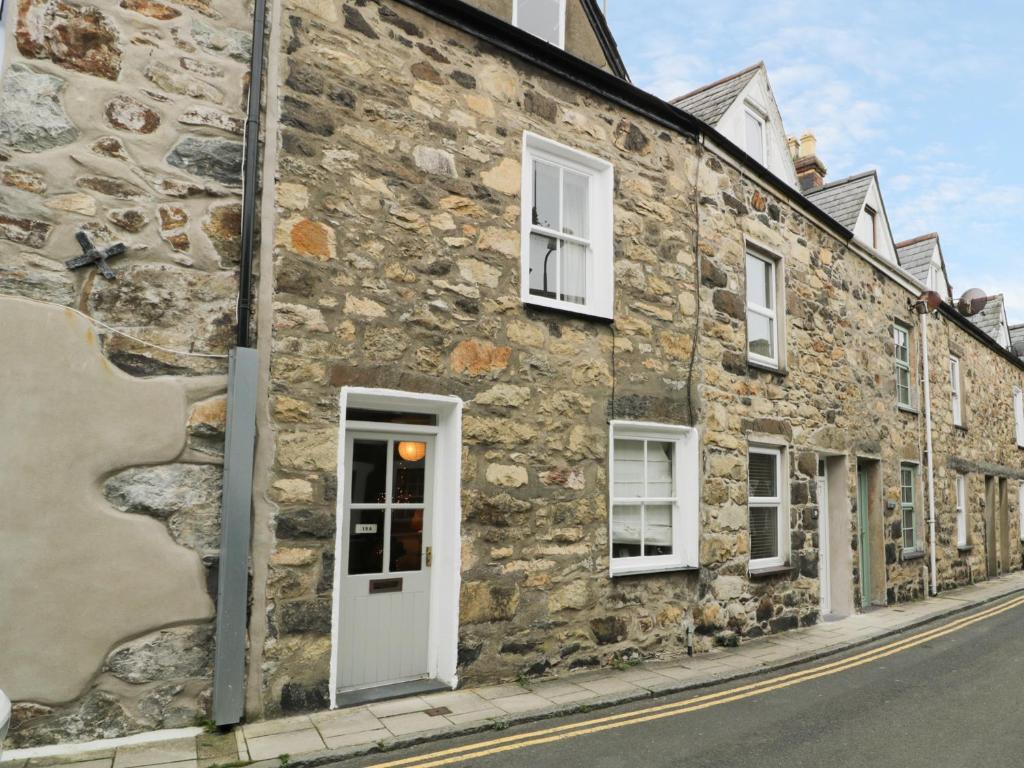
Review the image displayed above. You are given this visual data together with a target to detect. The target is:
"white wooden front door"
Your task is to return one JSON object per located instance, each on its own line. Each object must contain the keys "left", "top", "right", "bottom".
{"left": 817, "top": 461, "right": 831, "bottom": 615}
{"left": 338, "top": 432, "right": 434, "bottom": 692}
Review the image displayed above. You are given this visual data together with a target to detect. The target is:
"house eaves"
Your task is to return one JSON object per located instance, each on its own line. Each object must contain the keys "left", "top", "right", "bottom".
{"left": 579, "top": 0, "right": 630, "bottom": 82}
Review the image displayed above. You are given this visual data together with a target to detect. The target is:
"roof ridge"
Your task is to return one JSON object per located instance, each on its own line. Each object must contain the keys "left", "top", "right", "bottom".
{"left": 895, "top": 232, "right": 939, "bottom": 249}
{"left": 805, "top": 169, "right": 877, "bottom": 195}
{"left": 670, "top": 61, "right": 763, "bottom": 104}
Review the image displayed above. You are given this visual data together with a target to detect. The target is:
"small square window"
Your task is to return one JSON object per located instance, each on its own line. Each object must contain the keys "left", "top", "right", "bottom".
{"left": 520, "top": 133, "right": 614, "bottom": 319}
{"left": 513, "top": 0, "right": 566, "bottom": 48}
{"left": 894, "top": 324, "right": 912, "bottom": 407}
{"left": 746, "top": 250, "right": 781, "bottom": 368}
{"left": 609, "top": 422, "right": 699, "bottom": 576}
{"left": 748, "top": 444, "right": 788, "bottom": 570}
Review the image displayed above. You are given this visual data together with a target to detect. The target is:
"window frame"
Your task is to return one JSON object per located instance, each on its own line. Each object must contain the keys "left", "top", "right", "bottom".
{"left": 1014, "top": 387, "right": 1024, "bottom": 448}
{"left": 865, "top": 205, "right": 879, "bottom": 249}
{"left": 512, "top": 0, "right": 567, "bottom": 49}
{"left": 747, "top": 443, "right": 789, "bottom": 571}
{"left": 949, "top": 355, "right": 962, "bottom": 427}
{"left": 745, "top": 248, "right": 781, "bottom": 370}
{"left": 900, "top": 462, "right": 920, "bottom": 553}
{"left": 955, "top": 474, "right": 968, "bottom": 548}
{"left": 520, "top": 132, "right": 614, "bottom": 320}
{"left": 893, "top": 323, "right": 912, "bottom": 408}
{"left": 608, "top": 421, "right": 700, "bottom": 577}
{"left": 743, "top": 106, "right": 767, "bottom": 165}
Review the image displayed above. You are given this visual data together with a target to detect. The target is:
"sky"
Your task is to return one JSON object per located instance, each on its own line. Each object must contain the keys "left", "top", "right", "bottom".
{"left": 607, "top": 0, "right": 1024, "bottom": 325}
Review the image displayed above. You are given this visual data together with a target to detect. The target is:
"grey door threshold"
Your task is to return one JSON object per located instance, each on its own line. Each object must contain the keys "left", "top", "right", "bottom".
{"left": 335, "top": 679, "right": 450, "bottom": 708}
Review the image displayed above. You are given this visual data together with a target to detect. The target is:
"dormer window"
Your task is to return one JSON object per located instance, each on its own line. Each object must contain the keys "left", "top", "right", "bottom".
{"left": 865, "top": 205, "right": 879, "bottom": 249}
{"left": 744, "top": 108, "right": 766, "bottom": 164}
{"left": 513, "top": 0, "right": 566, "bottom": 49}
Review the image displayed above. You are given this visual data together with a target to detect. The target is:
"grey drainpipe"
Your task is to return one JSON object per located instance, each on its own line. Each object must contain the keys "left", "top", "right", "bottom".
{"left": 213, "top": 0, "right": 268, "bottom": 728}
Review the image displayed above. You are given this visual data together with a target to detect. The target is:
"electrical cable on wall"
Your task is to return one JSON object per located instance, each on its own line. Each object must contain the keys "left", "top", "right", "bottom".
{"left": 685, "top": 137, "right": 706, "bottom": 426}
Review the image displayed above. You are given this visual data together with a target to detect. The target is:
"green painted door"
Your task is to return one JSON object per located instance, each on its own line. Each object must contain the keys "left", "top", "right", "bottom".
{"left": 857, "top": 470, "right": 871, "bottom": 607}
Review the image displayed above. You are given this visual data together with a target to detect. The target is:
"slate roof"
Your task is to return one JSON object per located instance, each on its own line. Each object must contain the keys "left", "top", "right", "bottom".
{"left": 804, "top": 171, "right": 875, "bottom": 231}
{"left": 895, "top": 232, "right": 952, "bottom": 298}
{"left": 973, "top": 294, "right": 1008, "bottom": 344}
{"left": 670, "top": 62, "right": 762, "bottom": 126}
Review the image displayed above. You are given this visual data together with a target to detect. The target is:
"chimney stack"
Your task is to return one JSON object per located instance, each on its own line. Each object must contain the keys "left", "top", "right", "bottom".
{"left": 791, "top": 131, "right": 827, "bottom": 192}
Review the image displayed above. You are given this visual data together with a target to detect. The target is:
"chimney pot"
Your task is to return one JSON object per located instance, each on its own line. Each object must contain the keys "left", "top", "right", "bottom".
{"left": 794, "top": 131, "right": 826, "bottom": 192}
{"left": 798, "top": 132, "right": 817, "bottom": 159}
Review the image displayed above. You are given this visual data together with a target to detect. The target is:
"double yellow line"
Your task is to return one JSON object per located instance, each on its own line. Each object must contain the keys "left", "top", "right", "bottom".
{"left": 364, "top": 594, "right": 1024, "bottom": 768}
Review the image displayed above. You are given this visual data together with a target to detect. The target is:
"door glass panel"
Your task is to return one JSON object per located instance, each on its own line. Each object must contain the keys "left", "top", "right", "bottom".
{"left": 612, "top": 504, "right": 642, "bottom": 558}
{"left": 348, "top": 508, "right": 385, "bottom": 574}
{"left": 390, "top": 509, "right": 424, "bottom": 572}
{"left": 393, "top": 441, "right": 427, "bottom": 504}
{"left": 644, "top": 503, "right": 673, "bottom": 555}
{"left": 351, "top": 440, "right": 388, "bottom": 504}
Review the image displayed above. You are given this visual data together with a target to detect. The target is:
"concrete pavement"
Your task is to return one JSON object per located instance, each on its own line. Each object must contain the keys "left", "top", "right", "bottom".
{"left": 4, "top": 572, "right": 1023, "bottom": 768}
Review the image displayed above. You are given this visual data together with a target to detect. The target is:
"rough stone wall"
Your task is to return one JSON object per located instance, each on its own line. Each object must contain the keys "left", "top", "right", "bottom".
{"left": 0, "top": 0, "right": 250, "bottom": 746}
{"left": 260, "top": 0, "right": 1024, "bottom": 720}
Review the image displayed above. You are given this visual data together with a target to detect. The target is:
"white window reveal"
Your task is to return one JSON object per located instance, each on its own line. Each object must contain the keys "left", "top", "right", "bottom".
{"left": 744, "top": 109, "right": 765, "bottom": 165}
{"left": 513, "top": 0, "right": 566, "bottom": 48}
{"left": 894, "top": 324, "right": 912, "bottom": 407}
{"left": 746, "top": 250, "right": 778, "bottom": 367}
{"left": 955, "top": 474, "right": 968, "bottom": 548}
{"left": 950, "top": 355, "right": 962, "bottom": 426}
{"left": 1015, "top": 387, "right": 1024, "bottom": 448}
{"left": 901, "top": 463, "right": 918, "bottom": 551}
{"left": 609, "top": 421, "right": 699, "bottom": 576}
{"left": 748, "top": 445, "right": 788, "bottom": 570}
{"left": 520, "top": 132, "right": 614, "bottom": 319}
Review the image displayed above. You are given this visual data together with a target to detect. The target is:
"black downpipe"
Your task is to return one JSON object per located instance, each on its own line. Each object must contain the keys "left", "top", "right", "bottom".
{"left": 235, "top": 0, "right": 268, "bottom": 348}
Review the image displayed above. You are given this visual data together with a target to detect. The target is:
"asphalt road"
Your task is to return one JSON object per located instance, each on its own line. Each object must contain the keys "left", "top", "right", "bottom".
{"left": 342, "top": 595, "right": 1024, "bottom": 768}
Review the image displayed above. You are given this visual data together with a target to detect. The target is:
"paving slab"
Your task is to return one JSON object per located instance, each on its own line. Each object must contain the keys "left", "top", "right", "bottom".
{"left": 244, "top": 730, "right": 324, "bottom": 762}
{"left": 309, "top": 709, "right": 382, "bottom": 739}
{"left": 113, "top": 741, "right": 195, "bottom": 768}
{"left": 379, "top": 712, "right": 449, "bottom": 738}
{"left": 322, "top": 729, "right": 390, "bottom": 750}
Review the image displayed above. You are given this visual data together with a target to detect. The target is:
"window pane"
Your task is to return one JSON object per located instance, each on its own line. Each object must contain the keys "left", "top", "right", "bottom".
{"left": 389, "top": 509, "right": 423, "bottom": 572}
{"left": 611, "top": 504, "right": 642, "bottom": 558}
{"left": 351, "top": 439, "right": 388, "bottom": 504}
{"left": 749, "top": 451, "right": 778, "bottom": 498}
{"left": 745, "top": 112, "right": 764, "bottom": 163}
{"left": 348, "top": 508, "right": 385, "bottom": 574}
{"left": 644, "top": 503, "right": 673, "bottom": 556}
{"left": 903, "top": 508, "right": 916, "bottom": 549}
{"left": 528, "top": 232, "right": 558, "bottom": 300}
{"left": 393, "top": 441, "right": 426, "bottom": 504}
{"left": 894, "top": 327, "right": 909, "bottom": 362}
{"left": 748, "top": 312, "right": 775, "bottom": 359}
{"left": 516, "top": 0, "right": 562, "bottom": 46}
{"left": 613, "top": 439, "right": 645, "bottom": 498}
{"left": 647, "top": 441, "right": 673, "bottom": 497}
{"left": 897, "top": 367, "right": 911, "bottom": 405}
{"left": 901, "top": 468, "right": 914, "bottom": 504}
{"left": 532, "top": 159, "right": 559, "bottom": 229}
{"left": 746, "top": 254, "right": 772, "bottom": 308}
{"left": 750, "top": 505, "right": 778, "bottom": 560}
{"left": 562, "top": 169, "right": 589, "bottom": 239}
{"left": 560, "top": 240, "right": 587, "bottom": 305}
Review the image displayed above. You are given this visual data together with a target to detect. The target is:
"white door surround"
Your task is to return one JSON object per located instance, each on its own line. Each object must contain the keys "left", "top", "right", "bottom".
{"left": 330, "top": 388, "right": 463, "bottom": 708}
{"left": 817, "top": 460, "right": 831, "bottom": 615}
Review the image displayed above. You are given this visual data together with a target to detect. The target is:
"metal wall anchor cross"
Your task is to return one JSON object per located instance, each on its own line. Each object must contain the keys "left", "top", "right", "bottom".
{"left": 65, "top": 231, "right": 126, "bottom": 280}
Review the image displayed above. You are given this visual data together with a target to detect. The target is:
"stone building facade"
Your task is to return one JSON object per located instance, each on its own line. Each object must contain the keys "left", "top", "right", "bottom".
{"left": 2, "top": 0, "right": 1023, "bottom": 746}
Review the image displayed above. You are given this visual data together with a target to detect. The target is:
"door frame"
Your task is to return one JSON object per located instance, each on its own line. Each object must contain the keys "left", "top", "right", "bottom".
{"left": 329, "top": 387, "right": 463, "bottom": 708}
{"left": 817, "top": 461, "right": 831, "bottom": 614}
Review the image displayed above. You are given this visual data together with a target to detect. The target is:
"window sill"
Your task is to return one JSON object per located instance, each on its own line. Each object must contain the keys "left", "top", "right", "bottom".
{"left": 747, "top": 359, "right": 787, "bottom": 377}
{"left": 897, "top": 404, "right": 919, "bottom": 415}
{"left": 523, "top": 298, "right": 613, "bottom": 324}
{"left": 901, "top": 548, "right": 926, "bottom": 561}
{"left": 748, "top": 563, "right": 792, "bottom": 577}
{"left": 610, "top": 564, "right": 698, "bottom": 578}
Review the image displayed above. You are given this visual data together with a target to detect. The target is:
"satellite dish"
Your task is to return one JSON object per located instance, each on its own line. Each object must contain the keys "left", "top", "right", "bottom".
{"left": 957, "top": 288, "right": 989, "bottom": 317}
